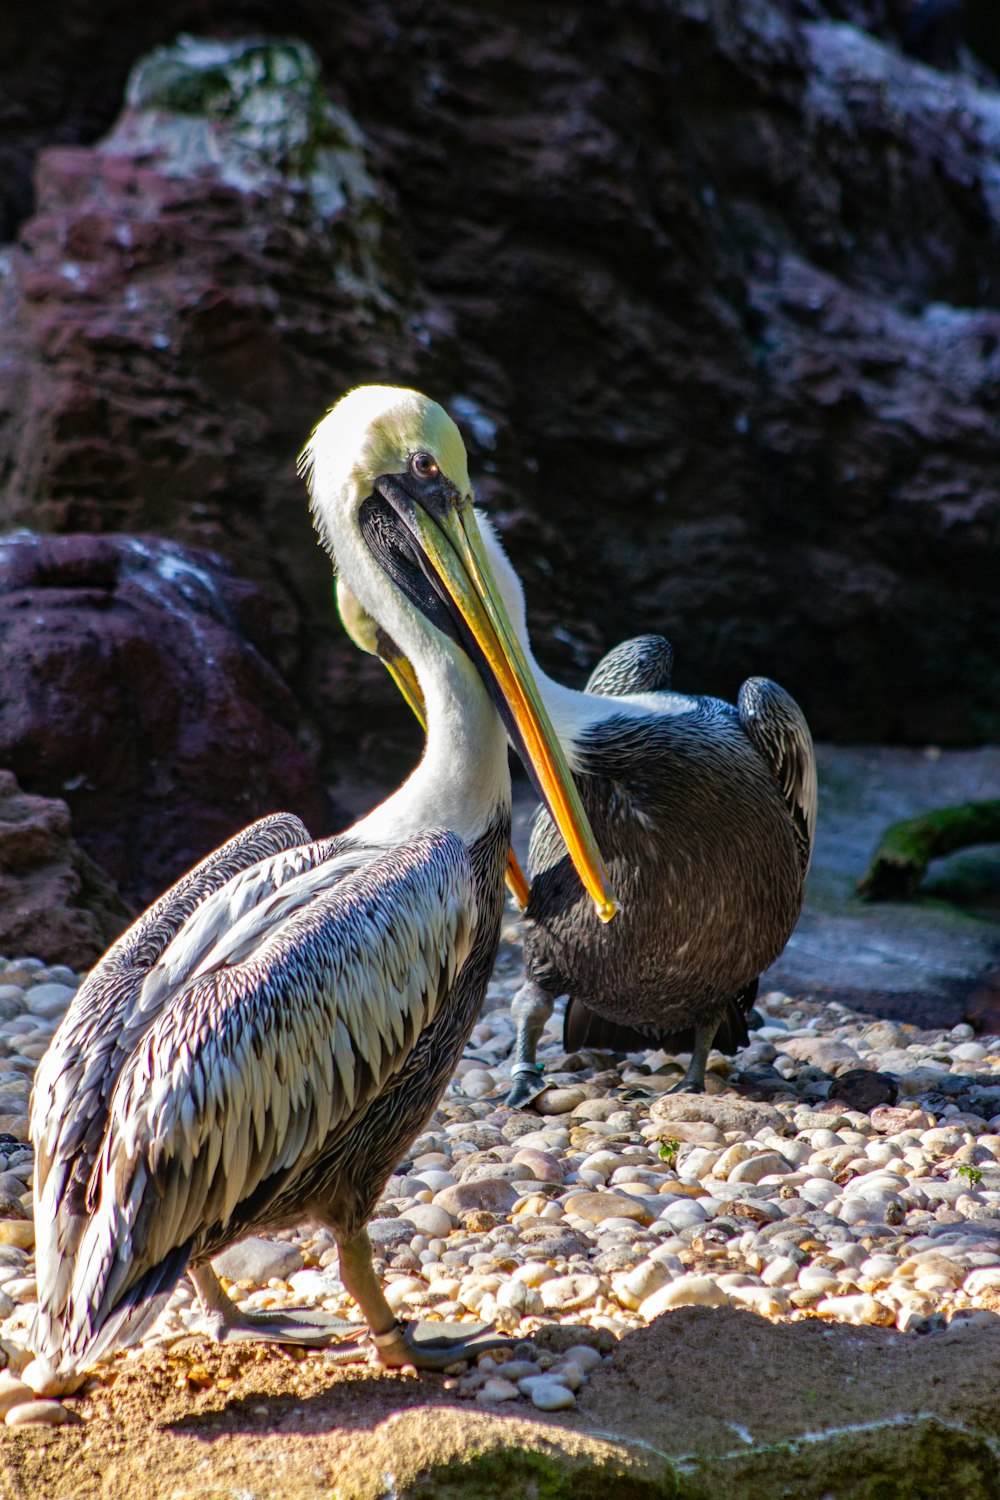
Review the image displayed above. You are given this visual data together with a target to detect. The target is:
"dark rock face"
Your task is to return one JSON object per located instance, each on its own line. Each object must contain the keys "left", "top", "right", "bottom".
{"left": 0, "top": 16, "right": 998, "bottom": 757}
{"left": 0, "top": 770, "right": 131, "bottom": 968}
{"left": 0, "top": 532, "right": 333, "bottom": 907}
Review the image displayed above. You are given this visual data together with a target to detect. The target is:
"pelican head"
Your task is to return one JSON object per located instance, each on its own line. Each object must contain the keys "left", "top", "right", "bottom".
{"left": 301, "top": 385, "right": 616, "bottom": 922}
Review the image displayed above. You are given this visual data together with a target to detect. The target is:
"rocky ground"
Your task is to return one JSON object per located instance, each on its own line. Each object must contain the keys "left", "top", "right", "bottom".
{"left": 0, "top": 747, "right": 998, "bottom": 1495}
{"left": 3, "top": 940, "right": 1000, "bottom": 1495}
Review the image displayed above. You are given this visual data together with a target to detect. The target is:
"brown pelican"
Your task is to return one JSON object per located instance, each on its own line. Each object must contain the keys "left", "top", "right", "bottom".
{"left": 28, "top": 385, "right": 614, "bottom": 1386}
{"left": 338, "top": 516, "right": 816, "bottom": 1108}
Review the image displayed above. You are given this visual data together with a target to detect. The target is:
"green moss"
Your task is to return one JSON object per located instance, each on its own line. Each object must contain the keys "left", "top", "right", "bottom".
{"left": 676, "top": 1418, "right": 1000, "bottom": 1500}
{"left": 858, "top": 801, "right": 1000, "bottom": 900}
{"left": 397, "top": 1441, "right": 676, "bottom": 1500}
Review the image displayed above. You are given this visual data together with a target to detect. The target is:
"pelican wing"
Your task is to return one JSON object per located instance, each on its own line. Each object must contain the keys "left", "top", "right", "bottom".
{"left": 585, "top": 634, "right": 674, "bottom": 697}
{"left": 35, "top": 828, "right": 476, "bottom": 1370}
{"left": 31, "top": 813, "right": 317, "bottom": 1184}
{"left": 737, "top": 677, "right": 818, "bottom": 875}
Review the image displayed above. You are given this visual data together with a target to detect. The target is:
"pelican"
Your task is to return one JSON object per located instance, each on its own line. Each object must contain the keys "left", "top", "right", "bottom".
{"left": 337, "top": 513, "right": 816, "bottom": 1107}
{"left": 28, "top": 385, "right": 614, "bottom": 1387}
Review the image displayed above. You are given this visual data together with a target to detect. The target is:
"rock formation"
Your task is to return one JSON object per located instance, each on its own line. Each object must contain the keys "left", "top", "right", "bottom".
{"left": 0, "top": 10, "right": 997, "bottom": 764}
{"left": 0, "top": 532, "right": 334, "bottom": 907}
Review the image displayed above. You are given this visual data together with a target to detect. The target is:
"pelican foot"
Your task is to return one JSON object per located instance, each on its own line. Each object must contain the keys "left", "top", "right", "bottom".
{"left": 373, "top": 1318, "right": 519, "bottom": 1371}
{"left": 196, "top": 1304, "right": 362, "bottom": 1349}
{"left": 666, "top": 1078, "right": 706, "bottom": 1095}
{"left": 504, "top": 1064, "right": 547, "bottom": 1109}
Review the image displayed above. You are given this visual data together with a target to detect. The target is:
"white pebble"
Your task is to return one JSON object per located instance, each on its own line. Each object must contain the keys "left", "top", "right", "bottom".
{"left": 529, "top": 1378, "right": 576, "bottom": 1411}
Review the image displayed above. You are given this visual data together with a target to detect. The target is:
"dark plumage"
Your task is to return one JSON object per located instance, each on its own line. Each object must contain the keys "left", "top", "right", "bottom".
{"left": 507, "top": 623, "right": 816, "bottom": 1104}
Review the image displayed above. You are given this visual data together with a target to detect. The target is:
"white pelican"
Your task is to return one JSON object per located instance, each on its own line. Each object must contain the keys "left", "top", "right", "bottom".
{"left": 28, "top": 385, "right": 614, "bottom": 1387}
{"left": 336, "top": 511, "right": 816, "bottom": 1107}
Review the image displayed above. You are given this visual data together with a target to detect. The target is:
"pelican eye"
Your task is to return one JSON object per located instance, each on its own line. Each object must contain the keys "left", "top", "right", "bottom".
{"left": 408, "top": 451, "right": 440, "bottom": 481}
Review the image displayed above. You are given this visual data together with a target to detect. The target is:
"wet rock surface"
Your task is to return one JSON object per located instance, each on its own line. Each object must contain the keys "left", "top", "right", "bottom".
{"left": 763, "top": 744, "right": 1000, "bottom": 1027}
{"left": 0, "top": 18, "right": 998, "bottom": 769}
{"left": 0, "top": 531, "right": 335, "bottom": 905}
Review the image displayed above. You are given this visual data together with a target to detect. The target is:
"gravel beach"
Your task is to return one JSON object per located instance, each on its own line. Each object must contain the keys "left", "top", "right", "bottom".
{"left": 2, "top": 923, "right": 1000, "bottom": 1427}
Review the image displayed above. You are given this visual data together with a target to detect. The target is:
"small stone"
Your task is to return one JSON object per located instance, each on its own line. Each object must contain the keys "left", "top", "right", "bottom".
{"left": 19, "top": 1359, "right": 87, "bottom": 1398}
{"left": 0, "top": 1220, "right": 33, "bottom": 1251}
{"left": 529, "top": 1378, "right": 576, "bottom": 1411}
{"left": 0, "top": 1377, "right": 33, "bottom": 1416}
{"left": 536, "top": 1087, "right": 588, "bottom": 1115}
{"left": 24, "top": 984, "right": 75, "bottom": 1019}
{"left": 639, "top": 1275, "right": 728, "bottom": 1317}
{"left": 367, "top": 1219, "right": 419, "bottom": 1252}
{"left": 511, "top": 1148, "right": 564, "bottom": 1182}
{"left": 761, "top": 1256, "right": 799, "bottom": 1287}
{"left": 547, "top": 1360, "right": 585, "bottom": 1390}
{"left": 398, "top": 1204, "right": 456, "bottom": 1237}
{"left": 476, "top": 1376, "right": 520, "bottom": 1403}
{"left": 779, "top": 1038, "right": 859, "bottom": 1070}
{"left": 384, "top": 1277, "right": 428, "bottom": 1312}
{"left": 726, "top": 1284, "right": 790, "bottom": 1316}
{"left": 612, "top": 1260, "right": 671, "bottom": 1310}
{"left": 814, "top": 1293, "right": 896, "bottom": 1326}
{"left": 649, "top": 1095, "right": 785, "bottom": 1136}
{"left": 829, "top": 1071, "right": 898, "bottom": 1112}
{"left": 496, "top": 1279, "right": 544, "bottom": 1317}
{"left": 952, "top": 1042, "right": 988, "bottom": 1063}
{"left": 460, "top": 1069, "right": 497, "bottom": 1100}
{"left": 563, "top": 1191, "right": 652, "bottom": 1225}
{"left": 211, "top": 1236, "right": 304, "bottom": 1285}
{"left": 728, "top": 1151, "right": 792, "bottom": 1185}
{"left": 869, "top": 1106, "right": 933, "bottom": 1134}
{"left": 6, "top": 1399, "right": 81, "bottom": 1427}
{"left": 539, "top": 1274, "right": 604, "bottom": 1311}
{"left": 433, "top": 1180, "right": 520, "bottom": 1217}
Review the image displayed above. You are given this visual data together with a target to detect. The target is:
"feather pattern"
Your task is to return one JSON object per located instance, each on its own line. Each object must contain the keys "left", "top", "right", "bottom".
{"left": 524, "top": 639, "right": 815, "bottom": 1046}
{"left": 31, "top": 807, "right": 508, "bottom": 1374}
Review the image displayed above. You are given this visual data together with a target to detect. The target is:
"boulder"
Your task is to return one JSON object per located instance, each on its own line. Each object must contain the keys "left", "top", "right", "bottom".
{"left": 0, "top": 21, "right": 997, "bottom": 761}
{"left": 0, "top": 531, "right": 334, "bottom": 907}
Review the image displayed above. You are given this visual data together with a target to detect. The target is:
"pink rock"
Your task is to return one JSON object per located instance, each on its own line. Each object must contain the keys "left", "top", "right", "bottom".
{"left": 0, "top": 533, "right": 335, "bottom": 907}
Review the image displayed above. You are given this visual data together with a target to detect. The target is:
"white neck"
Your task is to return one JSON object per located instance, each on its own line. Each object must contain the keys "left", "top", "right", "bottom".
{"left": 353, "top": 612, "right": 510, "bottom": 849}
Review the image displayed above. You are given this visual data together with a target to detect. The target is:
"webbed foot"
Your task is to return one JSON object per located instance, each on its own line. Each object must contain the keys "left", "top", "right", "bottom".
{"left": 197, "top": 1303, "right": 362, "bottom": 1349}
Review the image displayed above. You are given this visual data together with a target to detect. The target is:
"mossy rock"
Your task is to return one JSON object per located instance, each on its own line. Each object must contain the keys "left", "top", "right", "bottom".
{"left": 331, "top": 1410, "right": 674, "bottom": 1500}
{"left": 679, "top": 1416, "right": 1000, "bottom": 1500}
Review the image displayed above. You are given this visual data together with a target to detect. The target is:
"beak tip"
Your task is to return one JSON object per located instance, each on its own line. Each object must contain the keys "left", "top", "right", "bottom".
{"left": 596, "top": 895, "right": 618, "bottom": 924}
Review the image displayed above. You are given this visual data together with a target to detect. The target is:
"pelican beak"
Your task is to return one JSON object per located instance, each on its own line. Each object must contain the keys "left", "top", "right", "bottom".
{"left": 397, "top": 491, "right": 617, "bottom": 923}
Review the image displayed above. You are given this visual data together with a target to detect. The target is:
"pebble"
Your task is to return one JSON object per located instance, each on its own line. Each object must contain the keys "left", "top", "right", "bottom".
{"left": 525, "top": 1377, "right": 577, "bottom": 1411}
{"left": 398, "top": 1204, "right": 455, "bottom": 1237}
{"left": 211, "top": 1237, "right": 304, "bottom": 1285}
{"left": 0, "top": 1221, "right": 33, "bottom": 1250}
{"left": 563, "top": 1191, "right": 653, "bottom": 1225}
{"left": 5, "top": 1398, "right": 80, "bottom": 1427}
{"left": 434, "top": 1180, "right": 521, "bottom": 1216}
{"left": 0, "top": 1376, "right": 33, "bottom": 1416}
{"left": 639, "top": 1276, "right": 729, "bottom": 1317}
{"left": 2, "top": 951, "right": 1000, "bottom": 1420}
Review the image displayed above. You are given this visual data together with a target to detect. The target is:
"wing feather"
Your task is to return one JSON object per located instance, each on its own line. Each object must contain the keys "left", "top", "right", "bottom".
{"left": 738, "top": 677, "right": 818, "bottom": 875}
{"left": 35, "top": 827, "right": 476, "bottom": 1372}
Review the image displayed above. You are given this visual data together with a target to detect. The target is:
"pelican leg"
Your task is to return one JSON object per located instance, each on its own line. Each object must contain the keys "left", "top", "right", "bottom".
{"left": 505, "top": 979, "right": 555, "bottom": 1107}
{"left": 336, "top": 1229, "right": 517, "bottom": 1371}
{"left": 187, "top": 1262, "right": 363, "bottom": 1350}
{"left": 667, "top": 1021, "right": 717, "bottom": 1095}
